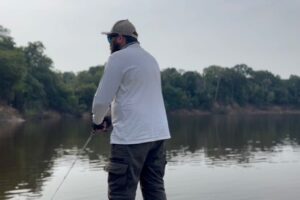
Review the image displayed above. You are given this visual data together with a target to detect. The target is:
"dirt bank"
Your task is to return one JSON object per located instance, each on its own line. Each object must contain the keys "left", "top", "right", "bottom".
{"left": 0, "top": 105, "right": 25, "bottom": 122}
{"left": 0, "top": 105, "right": 63, "bottom": 122}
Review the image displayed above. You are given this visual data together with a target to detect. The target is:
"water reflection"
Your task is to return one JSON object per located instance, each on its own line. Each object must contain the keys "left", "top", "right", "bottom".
{"left": 1, "top": 114, "right": 300, "bottom": 199}
{"left": 167, "top": 114, "right": 300, "bottom": 166}
{"left": 0, "top": 119, "right": 109, "bottom": 200}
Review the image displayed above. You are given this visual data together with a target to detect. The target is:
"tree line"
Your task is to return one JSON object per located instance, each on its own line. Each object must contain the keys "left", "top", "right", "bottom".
{"left": 0, "top": 25, "right": 104, "bottom": 116}
{"left": 161, "top": 65, "right": 300, "bottom": 111}
{"left": 1, "top": 25, "right": 300, "bottom": 117}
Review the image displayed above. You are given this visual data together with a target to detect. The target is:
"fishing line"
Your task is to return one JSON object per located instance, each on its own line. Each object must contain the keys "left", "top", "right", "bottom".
{"left": 50, "top": 130, "right": 95, "bottom": 200}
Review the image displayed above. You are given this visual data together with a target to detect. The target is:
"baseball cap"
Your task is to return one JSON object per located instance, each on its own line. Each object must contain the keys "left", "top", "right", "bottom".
{"left": 101, "top": 19, "right": 138, "bottom": 39}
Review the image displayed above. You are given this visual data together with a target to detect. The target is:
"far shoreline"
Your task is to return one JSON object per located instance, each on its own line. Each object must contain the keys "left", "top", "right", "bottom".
{"left": 1, "top": 105, "right": 300, "bottom": 123}
{"left": 169, "top": 106, "right": 300, "bottom": 116}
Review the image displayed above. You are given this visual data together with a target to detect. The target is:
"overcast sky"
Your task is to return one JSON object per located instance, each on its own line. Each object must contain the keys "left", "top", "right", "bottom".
{"left": 1, "top": 0, "right": 299, "bottom": 78}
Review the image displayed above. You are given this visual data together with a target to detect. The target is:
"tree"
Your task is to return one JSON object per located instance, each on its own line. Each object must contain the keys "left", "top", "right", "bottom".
{"left": 287, "top": 75, "right": 300, "bottom": 105}
{"left": 181, "top": 71, "right": 207, "bottom": 108}
{"left": 203, "top": 65, "right": 225, "bottom": 104}
{"left": 161, "top": 68, "right": 187, "bottom": 110}
{"left": 248, "top": 70, "right": 278, "bottom": 106}
{"left": 0, "top": 25, "right": 15, "bottom": 50}
{"left": 0, "top": 26, "right": 26, "bottom": 104}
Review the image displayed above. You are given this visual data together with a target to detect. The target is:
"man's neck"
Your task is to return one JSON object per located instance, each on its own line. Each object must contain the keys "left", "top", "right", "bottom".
{"left": 121, "top": 41, "right": 139, "bottom": 49}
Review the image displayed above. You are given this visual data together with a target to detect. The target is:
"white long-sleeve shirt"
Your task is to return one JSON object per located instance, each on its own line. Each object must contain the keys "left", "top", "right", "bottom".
{"left": 92, "top": 43, "right": 170, "bottom": 144}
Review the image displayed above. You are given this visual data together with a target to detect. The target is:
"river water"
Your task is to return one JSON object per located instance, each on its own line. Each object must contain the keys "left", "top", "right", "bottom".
{"left": 0, "top": 114, "right": 300, "bottom": 200}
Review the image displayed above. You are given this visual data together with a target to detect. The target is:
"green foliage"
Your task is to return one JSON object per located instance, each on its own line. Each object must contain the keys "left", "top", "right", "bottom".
{"left": 0, "top": 25, "right": 105, "bottom": 115}
{"left": 286, "top": 75, "right": 300, "bottom": 105}
{"left": 0, "top": 25, "right": 15, "bottom": 50}
{"left": 1, "top": 24, "right": 300, "bottom": 116}
{"left": 0, "top": 27, "right": 26, "bottom": 104}
{"left": 162, "top": 65, "right": 300, "bottom": 111}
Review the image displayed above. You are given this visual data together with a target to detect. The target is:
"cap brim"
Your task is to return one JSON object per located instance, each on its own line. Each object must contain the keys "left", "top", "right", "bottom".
{"left": 101, "top": 31, "right": 111, "bottom": 35}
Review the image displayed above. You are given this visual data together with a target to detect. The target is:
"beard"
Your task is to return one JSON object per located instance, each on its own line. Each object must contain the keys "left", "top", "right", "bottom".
{"left": 110, "top": 40, "right": 121, "bottom": 54}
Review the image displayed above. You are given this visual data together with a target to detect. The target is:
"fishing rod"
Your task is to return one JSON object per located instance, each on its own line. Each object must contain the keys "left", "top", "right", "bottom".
{"left": 50, "top": 130, "right": 95, "bottom": 200}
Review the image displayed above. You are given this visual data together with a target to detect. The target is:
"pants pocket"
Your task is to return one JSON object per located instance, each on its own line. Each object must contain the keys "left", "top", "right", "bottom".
{"left": 105, "top": 161, "right": 129, "bottom": 190}
{"left": 161, "top": 160, "right": 167, "bottom": 177}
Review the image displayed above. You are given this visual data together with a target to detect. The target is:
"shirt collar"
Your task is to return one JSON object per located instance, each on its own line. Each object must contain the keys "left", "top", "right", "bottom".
{"left": 121, "top": 41, "right": 140, "bottom": 49}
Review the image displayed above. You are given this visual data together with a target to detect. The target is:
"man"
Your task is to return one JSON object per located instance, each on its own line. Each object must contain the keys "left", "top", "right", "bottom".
{"left": 92, "top": 19, "right": 171, "bottom": 200}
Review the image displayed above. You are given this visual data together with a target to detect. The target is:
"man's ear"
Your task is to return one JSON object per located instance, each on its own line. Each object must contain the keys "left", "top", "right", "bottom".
{"left": 116, "top": 35, "right": 122, "bottom": 42}
{"left": 117, "top": 36, "right": 126, "bottom": 45}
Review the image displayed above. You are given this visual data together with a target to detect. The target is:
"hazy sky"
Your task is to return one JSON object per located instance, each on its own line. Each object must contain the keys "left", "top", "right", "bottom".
{"left": 1, "top": 0, "right": 299, "bottom": 78}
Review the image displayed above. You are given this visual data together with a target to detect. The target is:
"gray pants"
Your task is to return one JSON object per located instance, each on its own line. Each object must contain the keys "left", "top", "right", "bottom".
{"left": 105, "top": 140, "right": 167, "bottom": 200}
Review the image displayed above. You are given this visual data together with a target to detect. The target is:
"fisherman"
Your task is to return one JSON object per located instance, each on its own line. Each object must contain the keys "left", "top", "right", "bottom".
{"left": 92, "top": 19, "right": 171, "bottom": 200}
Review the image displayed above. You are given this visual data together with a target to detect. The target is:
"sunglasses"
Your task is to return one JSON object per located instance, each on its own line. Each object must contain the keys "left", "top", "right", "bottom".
{"left": 107, "top": 33, "right": 119, "bottom": 43}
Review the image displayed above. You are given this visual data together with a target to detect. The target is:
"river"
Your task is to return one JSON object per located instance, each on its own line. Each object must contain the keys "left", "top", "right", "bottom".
{"left": 1, "top": 114, "right": 300, "bottom": 200}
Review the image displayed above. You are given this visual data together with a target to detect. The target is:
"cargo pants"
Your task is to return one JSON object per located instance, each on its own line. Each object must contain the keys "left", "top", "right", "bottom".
{"left": 105, "top": 140, "right": 167, "bottom": 200}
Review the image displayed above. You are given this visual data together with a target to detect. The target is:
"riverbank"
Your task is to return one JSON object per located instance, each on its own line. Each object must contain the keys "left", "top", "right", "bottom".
{"left": 169, "top": 105, "right": 300, "bottom": 116}
{"left": 0, "top": 105, "right": 62, "bottom": 122}
{"left": 0, "top": 105, "right": 24, "bottom": 122}
{"left": 1, "top": 104, "right": 300, "bottom": 123}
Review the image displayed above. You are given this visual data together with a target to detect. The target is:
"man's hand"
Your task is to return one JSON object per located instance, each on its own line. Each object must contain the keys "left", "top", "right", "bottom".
{"left": 92, "top": 123, "right": 104, "bottom": 131}
{"left": 92, "top": 116, "right": 112, "bottom": 132}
